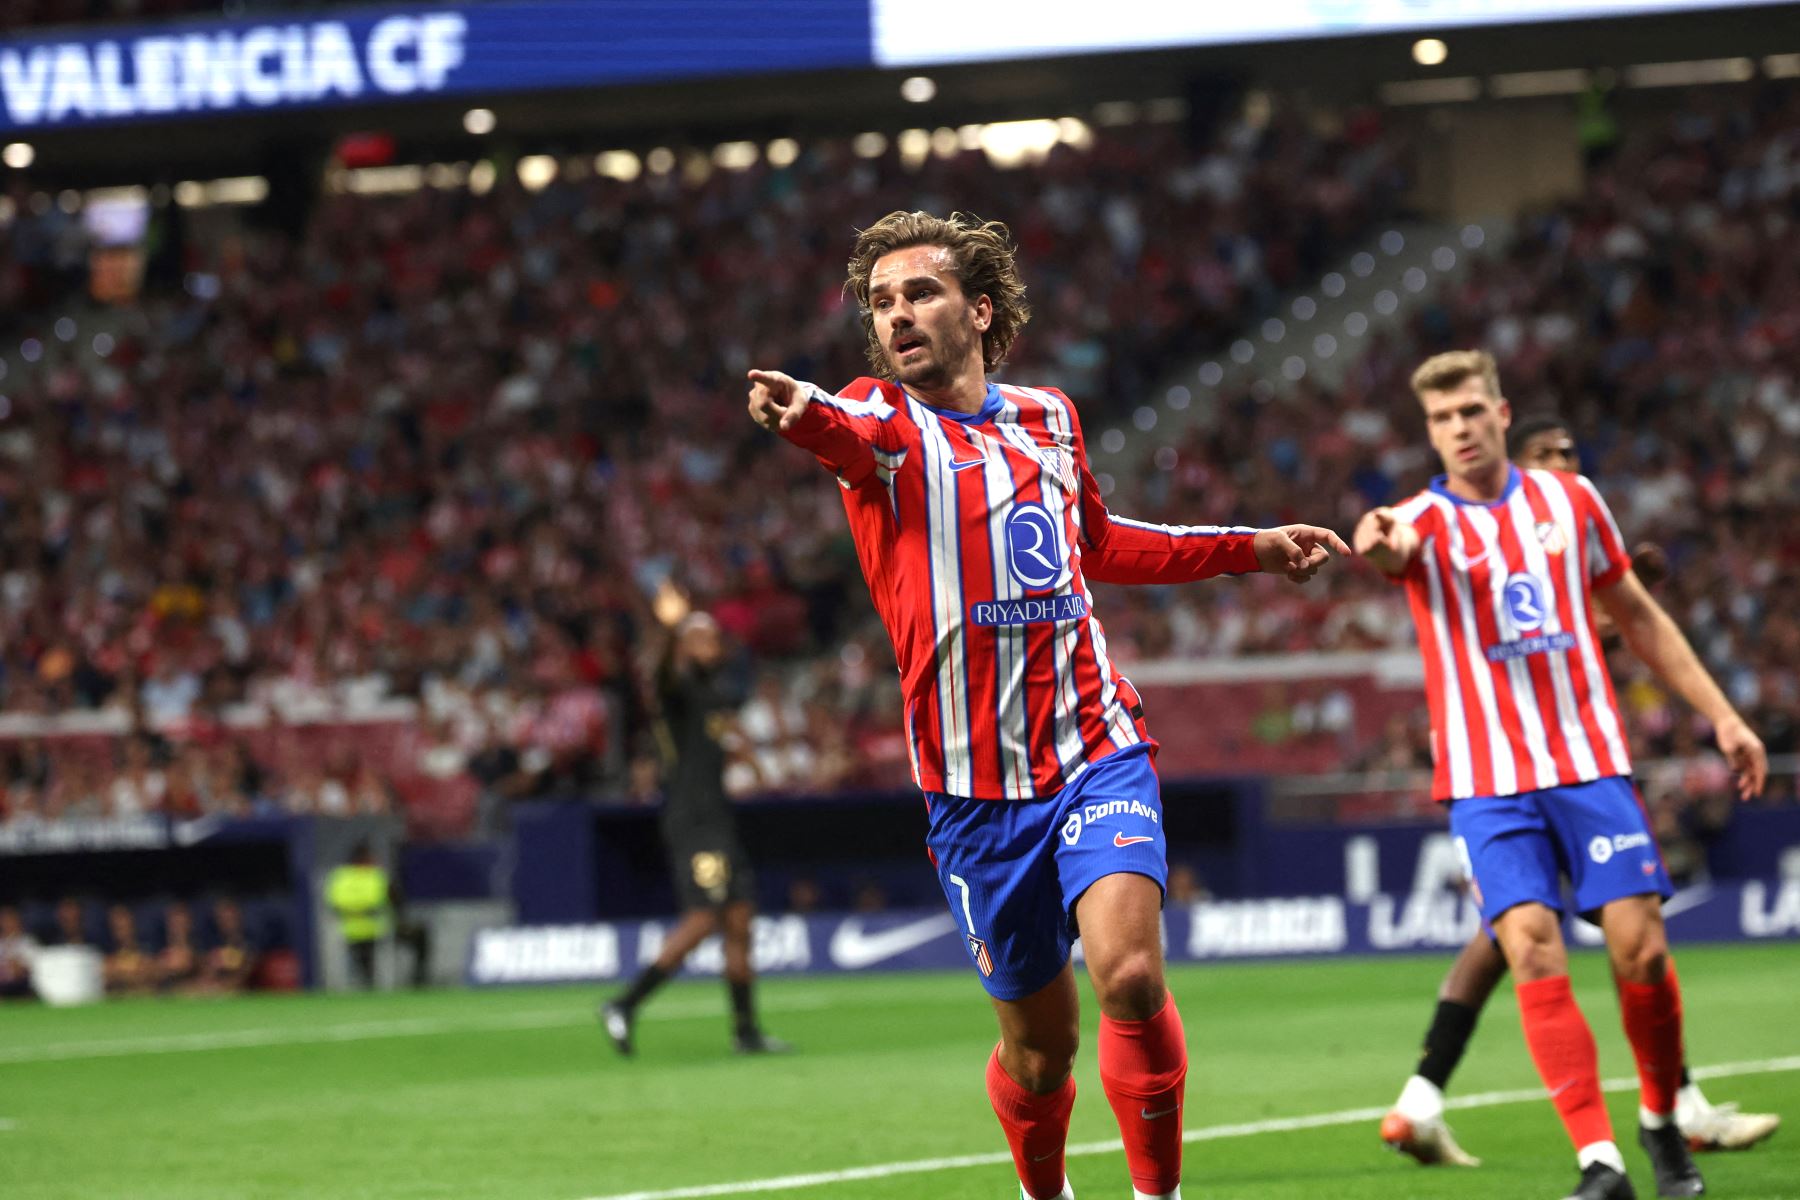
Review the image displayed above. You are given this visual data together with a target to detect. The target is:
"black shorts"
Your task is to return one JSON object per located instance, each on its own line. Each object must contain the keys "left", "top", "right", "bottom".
{"left": 667, "top": 840, "right": 755, "bottom": 910}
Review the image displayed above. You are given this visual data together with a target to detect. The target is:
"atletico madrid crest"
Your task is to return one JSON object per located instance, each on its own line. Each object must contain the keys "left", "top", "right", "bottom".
{"left": 1037, "top": 445, "right": 1078, "bottom": 495}
{"left": 1535, "top": 520, "right": 1568, "bottom": 555}
{"left": 967, "top": 934, "right": 995, "bottom": 977}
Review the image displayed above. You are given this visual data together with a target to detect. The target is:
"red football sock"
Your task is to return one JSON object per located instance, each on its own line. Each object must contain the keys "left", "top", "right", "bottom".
{"left": 1517, "top": 974, "right": 1613, "bottom": 1151}
{"left": 986, "top": 1045, "right": 1075, "bottom": 1200}
{"left": 1097, "top": 994, "right": 1188, "bottom": 1197}
{"left": 1617, "top": 959, "right": 1685, "bottom": 1117}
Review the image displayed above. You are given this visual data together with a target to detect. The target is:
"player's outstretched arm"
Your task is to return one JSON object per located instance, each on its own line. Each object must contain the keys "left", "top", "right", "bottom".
{"left": 746, "top": 368, "right": 882, "bottom": 487}
{"left": 1353, "top": 506, "right": 1420, "bottom": 577}
{"left": 1253, "top": 525, "right": 1353, "bottom": 584}
{"left": 746, "top": 369, "right": 811, "bottom": 432}
{"left": 1596, "top": 570, "right": 1768, "bottom": 800}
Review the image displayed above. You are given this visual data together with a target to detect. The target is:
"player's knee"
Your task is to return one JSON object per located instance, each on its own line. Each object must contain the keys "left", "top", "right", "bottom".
{"left": 1006, "top": 1035, "right": 1078, "bottom": 1092}
{"left": 1093, "top": 951, "right": 1165, "bottom": 1020}
{"left": 1613, "top": 936, "right": 1669, "bottom": 985}
{"left": 1503, "top": 932, "right": 1565, "bottom": 981}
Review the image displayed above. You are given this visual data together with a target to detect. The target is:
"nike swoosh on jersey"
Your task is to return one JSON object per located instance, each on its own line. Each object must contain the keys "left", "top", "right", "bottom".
{"left": 946, "top": 454, "right": 986, "bottom": 472}
{"left": 1113, "top": 832, "right": 1154, "bottom": 847}
{"left": 828, "top": 913, "right": 959, "bottom": 969}
{"left": 1449, "top": 547, "right": 1489, "bottom": 570}
{"left": 1141, "top": 1104, "right": 1181, "bottom": 1120}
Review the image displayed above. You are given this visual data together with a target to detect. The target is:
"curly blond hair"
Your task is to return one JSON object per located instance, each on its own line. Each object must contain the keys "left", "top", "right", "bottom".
{"left": 845, "top": 210, "right": 1031, "bottom": 375}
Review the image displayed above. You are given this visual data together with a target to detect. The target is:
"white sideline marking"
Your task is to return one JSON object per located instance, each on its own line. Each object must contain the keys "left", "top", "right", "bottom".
{"left": 581, "top": 1055, "right": 1800, "bottom": 1200}
{"left": 0, "top": 995, "right": 830, "bottom": 1065}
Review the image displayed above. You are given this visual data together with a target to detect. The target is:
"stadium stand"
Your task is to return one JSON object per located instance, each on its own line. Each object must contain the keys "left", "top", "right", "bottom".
{"left": 0, "top": 81, "right": 1792, "bottom": 835}
{"left": 0, "top": 100, "right": 1413, "bottom": 828}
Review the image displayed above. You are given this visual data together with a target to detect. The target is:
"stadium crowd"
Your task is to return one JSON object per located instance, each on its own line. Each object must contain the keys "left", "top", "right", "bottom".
{"left": 0, "top": 82, "right": 1792, "bottom": 837}
{"left": 0, "top": 100, "right": 1410, "bottom": 824}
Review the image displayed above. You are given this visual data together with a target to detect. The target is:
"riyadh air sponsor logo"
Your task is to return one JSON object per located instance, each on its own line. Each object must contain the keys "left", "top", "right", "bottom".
{"left": 1590, "top": 831, "right": 1652, "bottom": 864}
{"left": 1485, "top": 632, "right": 1576, "bottom": 663}
{"left": 969, "top": 594, "right": 1088, "bottom": 627}
{"left": 827, "top": 914, "right": 958, "bottom": 969}
{"left": 1004, "top": 503, "right": 1064, "bottom": 589}
{"left": 1502, "top": 572, "right": 1547, "bottom": 632}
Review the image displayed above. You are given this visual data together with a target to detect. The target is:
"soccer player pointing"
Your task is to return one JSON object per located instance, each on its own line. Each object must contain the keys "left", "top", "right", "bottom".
{"left": 1354, "top": 351, "right": 1768, "bottom": 1200}
{"left": 749, "top": 210, "right": 1347, "bottom": 1200}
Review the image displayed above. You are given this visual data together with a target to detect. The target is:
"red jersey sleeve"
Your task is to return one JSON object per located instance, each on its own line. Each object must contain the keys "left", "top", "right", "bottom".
{"left": 1573, "top": 474, "right": 1633, "bottom": 589}
{"left": 1053, "top": 389, "right": 1260, "bottom": 583}
{"left": 778, "top": 377, "right": 905, "bottom": 491}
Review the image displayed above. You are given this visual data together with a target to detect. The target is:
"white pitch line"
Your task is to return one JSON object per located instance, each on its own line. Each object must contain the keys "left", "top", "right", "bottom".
{"left": 580, "top": 1055, "right": 1800, "bottom": 1200}
{"left": 0, "top": 1118, "right": 16, "bottom": 1132}
{"left": 0, "top": 995, "right": 831, "bottom": 1065}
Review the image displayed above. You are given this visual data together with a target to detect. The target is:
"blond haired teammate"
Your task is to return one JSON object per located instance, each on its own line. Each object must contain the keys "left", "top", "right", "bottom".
{"left": 1379, "top": 414, "right": 1780, "bottom": 1169}
{"left": 1353, "top": 351, "right": 1767, "bottom": 1200}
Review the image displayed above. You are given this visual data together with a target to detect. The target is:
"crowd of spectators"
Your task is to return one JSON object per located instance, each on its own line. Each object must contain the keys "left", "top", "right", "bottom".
{"left": 0, "top": 97, "right": 1411, "bottom": 822}
{"left": 0, "top": 79, "right": 1792, "bottom": 837}
{"left": 0, "top": 895, "right": 267, "bottom": 1000}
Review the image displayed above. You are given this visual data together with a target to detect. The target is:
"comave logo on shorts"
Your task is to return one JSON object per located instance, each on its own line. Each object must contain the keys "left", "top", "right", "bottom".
{"left": 1061, "top": 798, "right": 1160, "bottom": 845}
{"left": 1589, "top": 832, "right": 1652, "bottom": 864}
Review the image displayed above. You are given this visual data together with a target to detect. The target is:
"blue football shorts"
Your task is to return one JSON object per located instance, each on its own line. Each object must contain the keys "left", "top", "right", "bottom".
{"left": 924, "top": 742, "right": 1166, "bottom": 1000}
{"left": 1450, "top": 775, "right": 1672, "bottom": 929}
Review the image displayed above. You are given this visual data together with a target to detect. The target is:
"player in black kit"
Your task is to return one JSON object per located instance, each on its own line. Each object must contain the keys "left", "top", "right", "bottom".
{"left": 600, "top": 604, "right": 790, "bottom": 1056}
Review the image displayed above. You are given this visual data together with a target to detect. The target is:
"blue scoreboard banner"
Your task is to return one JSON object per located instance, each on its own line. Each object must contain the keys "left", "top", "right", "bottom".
{"left": 0, "top": 0, "right": 870, "bottom": 132}
{"left": 466, "top": 878, "right": 1800, "bottom": 985}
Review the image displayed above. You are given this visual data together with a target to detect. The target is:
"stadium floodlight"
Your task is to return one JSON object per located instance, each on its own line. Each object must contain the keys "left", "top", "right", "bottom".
{"left": 895, "top": 129, "right": 930, "bottom": 169}
{"left": 714, "top": 141, "right": 760, "bottom": 170}
{"left": 595, "top": 151, "right": 642, "bottom": 181}
{"left": 900, "top": 75, "right": 936, "bottom": 103}
{"left": 516, "top": 155, "right": 556, "bottom": 190}
{"left": 463, "top": 108, "right": 496, "bottom": 135}
{"left": 977, "top": 119, "right": 1058, "bottom": 167}
{"left": 2, "top": 142, "right": 33, "bottom": 169}
{"left": 1412, "top": 38, "right": 1448, "bottom": 66}
{"left": 765, "top": 139, "right": 800, "bottom": 168}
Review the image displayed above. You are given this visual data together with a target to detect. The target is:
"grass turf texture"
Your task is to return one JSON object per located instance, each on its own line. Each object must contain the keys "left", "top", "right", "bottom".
{"left": 5, "top": 943, "right": 1796, "bottom": 1200}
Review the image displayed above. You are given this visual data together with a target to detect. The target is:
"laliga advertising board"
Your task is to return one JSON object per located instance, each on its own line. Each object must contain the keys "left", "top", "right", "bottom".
{"left": 466, "top": 877, "right": 1800, "bottom": 986}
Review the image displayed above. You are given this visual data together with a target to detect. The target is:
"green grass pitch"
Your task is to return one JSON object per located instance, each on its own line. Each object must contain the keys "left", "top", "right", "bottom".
{"left": 5, "top": 943, "right": 1796, "bottom": 1199}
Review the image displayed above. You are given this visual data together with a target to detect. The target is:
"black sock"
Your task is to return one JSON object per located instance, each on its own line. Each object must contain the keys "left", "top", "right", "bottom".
{"left": 616, "top": 965, "right": 669, "bottom": 1012}
{"left": 1417, "top": 998, "right": 1481, "bottom": 1089}
{"left": 1680, "top": 1064, "right": 1692, "bottom": 1089}
{"left": 729, "top": 979, "right": 756, "bottom": 1034}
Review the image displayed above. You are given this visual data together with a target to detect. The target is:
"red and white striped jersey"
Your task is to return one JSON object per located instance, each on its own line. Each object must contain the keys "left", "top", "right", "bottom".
{"left": 782, "top": 376, "right": 1260, "bottom": 800}
{"left": 1388, "top": 465, "right": 1634, "bottom": 802}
